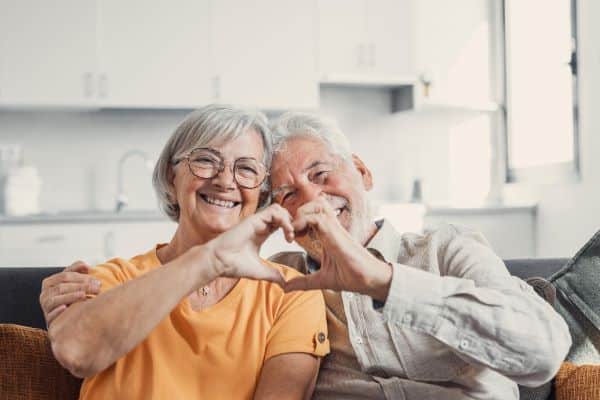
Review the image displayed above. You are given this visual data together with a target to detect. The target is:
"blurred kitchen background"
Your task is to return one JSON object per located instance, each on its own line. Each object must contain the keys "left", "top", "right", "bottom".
{"left": 1, "top": 0, "right": 598, "bottom": 266}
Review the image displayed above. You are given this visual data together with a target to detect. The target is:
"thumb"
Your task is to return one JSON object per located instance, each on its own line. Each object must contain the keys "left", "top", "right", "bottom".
{"left": 283, "top": 273, "right": 323, "bottom": 293}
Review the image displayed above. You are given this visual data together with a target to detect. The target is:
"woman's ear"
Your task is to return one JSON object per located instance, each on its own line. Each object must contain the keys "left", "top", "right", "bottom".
{"left": 166, "top": 165, "right": 178, "bottom": 204}
{"left": 351, "top": 154, "right": 373, "bottom": 191}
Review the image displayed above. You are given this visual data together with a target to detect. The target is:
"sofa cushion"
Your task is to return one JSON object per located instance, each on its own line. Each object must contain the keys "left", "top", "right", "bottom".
{"left": 0, "top": 324, "right": 81, "bottom": 400}
{"left": 550, "top": 230, "right": 600, "bottom": 364}
{"left": 555, "top": 362, "right": 600, "bottom": 400}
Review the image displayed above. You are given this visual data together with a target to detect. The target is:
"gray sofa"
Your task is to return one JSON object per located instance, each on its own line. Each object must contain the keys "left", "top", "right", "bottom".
{"left": 0, "top": 259, "right": 569, "bottom": 400}
{"left": 0, "top": 259, "right": 569, "bottom": 328}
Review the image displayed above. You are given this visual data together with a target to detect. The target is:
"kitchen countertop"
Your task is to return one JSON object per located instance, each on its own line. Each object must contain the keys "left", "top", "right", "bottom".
{"left": 425, "top": 203, "right": 537, "bottom": 216}
{"left": 0, "top": 203, "right": 537, "bottom": 225}
{"left": 0, "top": 209, "right": 169, "bottom": 225}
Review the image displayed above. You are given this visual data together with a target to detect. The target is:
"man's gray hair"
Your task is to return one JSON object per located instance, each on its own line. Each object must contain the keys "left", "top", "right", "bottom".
{"left": 270, "top": 112, "right": 352, "bottom": 160}
{"left": 152, "top": 104, "right": 272, "bottom": 222}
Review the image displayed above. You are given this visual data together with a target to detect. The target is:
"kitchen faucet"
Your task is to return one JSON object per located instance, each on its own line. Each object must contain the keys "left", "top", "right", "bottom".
{"left": 115, "top": 149, "right": 154, "bottom": 212}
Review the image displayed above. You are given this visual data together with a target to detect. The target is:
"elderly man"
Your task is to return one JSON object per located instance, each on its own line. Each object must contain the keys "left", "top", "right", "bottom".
{"left": 40, "top": 111, "right": 571, "bottom": 399}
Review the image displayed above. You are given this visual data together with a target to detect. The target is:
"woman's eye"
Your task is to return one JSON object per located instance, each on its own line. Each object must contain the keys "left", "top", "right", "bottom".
{"left": 193, "top": 157, "right": 216, "bottom": 164}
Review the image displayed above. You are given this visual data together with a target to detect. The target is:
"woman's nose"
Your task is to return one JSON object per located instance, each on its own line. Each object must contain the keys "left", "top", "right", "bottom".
{"left": 211, "top": 163, "right": 236, "bottom": 190}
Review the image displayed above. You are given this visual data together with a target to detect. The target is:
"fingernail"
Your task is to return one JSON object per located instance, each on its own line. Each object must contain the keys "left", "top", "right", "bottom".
{"left": 91, "top": 279, "right": 101, "bottom": 290}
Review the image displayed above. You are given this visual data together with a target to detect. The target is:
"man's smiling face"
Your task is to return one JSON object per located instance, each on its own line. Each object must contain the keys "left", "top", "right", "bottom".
{"left": 270, "top": 135, "right": 374, "bottom": 257}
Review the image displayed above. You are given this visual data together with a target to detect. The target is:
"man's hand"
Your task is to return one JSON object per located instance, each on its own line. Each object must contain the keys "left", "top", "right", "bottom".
{"left": 39, "top": 261, "right": 101, "bottom": 327}
{"left": 209, "top": 204, "right": 295, "bottom": 286}
{"left": 283, "top": 198, "right": 392, "bottom": 302}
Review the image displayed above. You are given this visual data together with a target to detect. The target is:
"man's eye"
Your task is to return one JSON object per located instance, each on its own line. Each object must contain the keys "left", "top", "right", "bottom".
{"left": 281, "top": 192, "right": 295, "bottom": 204}
{"left": 312, "top": 170, "right": 330, "bottom": 183}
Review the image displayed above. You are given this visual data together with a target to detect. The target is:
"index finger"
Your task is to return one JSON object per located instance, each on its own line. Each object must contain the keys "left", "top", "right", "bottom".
{"left": 65, "top": 260, "right": 93, "bottom": 273}
{"left": 41, "top": 270, "right": 96, "bottom": 290}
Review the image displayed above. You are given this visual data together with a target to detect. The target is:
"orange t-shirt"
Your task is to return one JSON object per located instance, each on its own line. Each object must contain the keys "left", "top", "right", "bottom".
{"left": 79, "top": 245, "right": 329, "bottom": 400}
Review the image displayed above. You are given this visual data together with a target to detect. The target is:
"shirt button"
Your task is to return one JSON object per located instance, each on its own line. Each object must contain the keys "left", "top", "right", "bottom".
{"left": 402, "top": 313, "right": 413, "bottom": 324}
{"left": 317, "top": 332, "right": 326, "bottom": 343}
{"left": 355, "top": 337, "right": 364, "bottom": 345}
{"left": 459, "top": 339, "right": 470, "bottom": 350}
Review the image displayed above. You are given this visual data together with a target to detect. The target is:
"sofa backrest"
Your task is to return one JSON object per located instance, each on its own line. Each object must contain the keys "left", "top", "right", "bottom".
{"left": 0, "top": 259, "right": 568, "bottom": 330}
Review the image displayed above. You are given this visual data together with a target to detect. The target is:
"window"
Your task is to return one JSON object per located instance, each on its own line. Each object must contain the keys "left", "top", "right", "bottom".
{"left": 503, "top": 0, "right": 579, "bottom": 183}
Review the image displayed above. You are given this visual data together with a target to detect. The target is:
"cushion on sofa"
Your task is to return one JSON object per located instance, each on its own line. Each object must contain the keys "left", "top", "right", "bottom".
{"left": 555, "top": 362, "right": 600, "bottom": 400}
{"left": 550, "top": 229, "right": 600, "bottom": 364}
{"left": 0, "top": 324, "right": 81, "bottom": 400}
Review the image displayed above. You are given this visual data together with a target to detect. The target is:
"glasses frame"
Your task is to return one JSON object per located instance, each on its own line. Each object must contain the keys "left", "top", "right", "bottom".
{"left": 172, "top": 147, "right": 269, "bottom": 190}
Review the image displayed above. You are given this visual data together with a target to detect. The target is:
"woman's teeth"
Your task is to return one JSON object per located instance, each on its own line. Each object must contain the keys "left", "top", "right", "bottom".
{"left": 200, "top": 194, "right": 238, "bottom": 208}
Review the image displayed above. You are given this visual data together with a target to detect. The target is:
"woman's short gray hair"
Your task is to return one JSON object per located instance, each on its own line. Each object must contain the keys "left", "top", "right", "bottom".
{"left": 270, "top": 112, "right": 352, "bottom": 160}
{"left": 152, "top": 104, "right": 272, "bottom": 222}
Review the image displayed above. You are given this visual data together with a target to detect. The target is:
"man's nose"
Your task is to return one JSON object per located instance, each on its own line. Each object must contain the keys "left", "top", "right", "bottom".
{"left": 298, "top": 183, "right": 322, "bottom": 204}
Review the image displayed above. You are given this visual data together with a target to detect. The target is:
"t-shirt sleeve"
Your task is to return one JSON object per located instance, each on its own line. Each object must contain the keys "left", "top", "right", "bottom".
{"left": 86, "top": 259, "right": 131, "bottom": 299}
{"left": 264, "top": 275, "right": 330, "bottom": 360}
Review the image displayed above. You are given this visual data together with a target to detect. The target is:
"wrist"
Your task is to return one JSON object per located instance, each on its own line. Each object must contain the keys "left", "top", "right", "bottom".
{"left": 363, "top": 250, "right": 393, "bottom": 302}
{"left": 180, "top": 243, "right": 221, "bottom": 290}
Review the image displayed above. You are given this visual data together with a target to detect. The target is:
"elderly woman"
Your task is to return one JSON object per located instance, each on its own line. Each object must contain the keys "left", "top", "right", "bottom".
{"left": 46, "top": 105, "right": 329, "bottom": 400}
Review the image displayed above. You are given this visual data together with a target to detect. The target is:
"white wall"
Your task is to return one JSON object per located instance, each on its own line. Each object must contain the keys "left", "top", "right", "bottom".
{"left": 503, "top": 0, "right": 600, "bottom": 257}
{"left": 0, "top": 89, "right": 465, "bottom": 214}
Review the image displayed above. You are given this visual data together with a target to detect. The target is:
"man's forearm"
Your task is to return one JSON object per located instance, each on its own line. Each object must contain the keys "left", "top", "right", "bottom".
{"left": 49, "top": 245, "right": 216, "bottom": 378}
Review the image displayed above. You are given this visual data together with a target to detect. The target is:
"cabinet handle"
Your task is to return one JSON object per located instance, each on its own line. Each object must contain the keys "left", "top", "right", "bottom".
{"left": 83, "top": 73, "right": 94, "bottom": 98}
{"left": 98, "top": 73, "right": 108, "bottom": 98}
{"left": 212, "top": 76, "right": 220, "bottom": 100}
{"left": 103, "top": 231, "right": 115, "bottom": 259}
{"left": 357, "top": 44, "right": 366, "bottom": 67}
{"left": 36, "top": 234, "right": 66, "bottom": 243}
{"left": 369, "top": 43, "right": 376, "bottom": 67}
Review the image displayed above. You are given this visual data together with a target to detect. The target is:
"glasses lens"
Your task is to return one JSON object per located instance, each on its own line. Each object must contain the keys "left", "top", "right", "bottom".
{"left": 235, "top": 159, "right": 266, "bottom": 188}
{"left": 188, "top": 150, "right": 220, "bottom": 178}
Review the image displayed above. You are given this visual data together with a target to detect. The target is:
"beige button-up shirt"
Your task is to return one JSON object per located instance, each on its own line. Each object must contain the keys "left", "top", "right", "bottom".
{"left": 270, "top": 221, "right": 571, "bottom": 400}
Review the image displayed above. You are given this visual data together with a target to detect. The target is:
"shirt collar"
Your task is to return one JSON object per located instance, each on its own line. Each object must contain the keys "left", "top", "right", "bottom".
{"left": 364, "top": 218, "right": 403, "bottom": 264}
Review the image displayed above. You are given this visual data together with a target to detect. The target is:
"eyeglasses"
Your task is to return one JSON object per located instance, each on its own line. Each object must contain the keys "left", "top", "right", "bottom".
{"left": 172, "top": 148, "right": 268, "bottom": 189}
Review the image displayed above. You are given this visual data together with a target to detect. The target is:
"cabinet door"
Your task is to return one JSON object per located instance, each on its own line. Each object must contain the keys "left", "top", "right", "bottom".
{"left": 0, "top": 224, "right": 105, "bottom": 267}
{"left": 211, "top": 0, "right": 318, "bottom": 109}
{"left": 366, "top": 0, "right": 415, "bottom": 76}
{"left": 98, "top": 0, "right": 212, "bottom": 108}
{"left": 318, "top": 0, "right": 367, "bottom": 76}
{"left": 0, "top": 0, "right": 97, "bottom": 106}
{"left": 413, "top": 0, "right": 494, "bottom": 109}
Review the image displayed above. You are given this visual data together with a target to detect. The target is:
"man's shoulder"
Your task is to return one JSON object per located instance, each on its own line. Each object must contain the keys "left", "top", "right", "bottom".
{"left": 268, "top": 251, "right": 308, "bottom": 274}
{"left": 405, "top": 223, "right": 489, "bottom": 246}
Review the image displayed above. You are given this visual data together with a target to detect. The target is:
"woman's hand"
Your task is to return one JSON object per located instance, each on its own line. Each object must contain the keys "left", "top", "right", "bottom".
{"left": 40, "top": 261, "right": 101, "bottom": 327}
{"left": 208, "top": 204, "right": 295, "bottom": 286}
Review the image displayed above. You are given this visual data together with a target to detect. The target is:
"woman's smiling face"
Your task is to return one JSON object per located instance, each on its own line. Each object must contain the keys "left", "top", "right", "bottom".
{"left": 171, "top": 128, "right": 265, "bottom": 240}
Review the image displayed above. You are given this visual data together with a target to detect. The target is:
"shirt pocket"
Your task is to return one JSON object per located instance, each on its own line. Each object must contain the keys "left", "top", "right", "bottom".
{"left": 399, "top": 330, "right": 470, "bottom": 382}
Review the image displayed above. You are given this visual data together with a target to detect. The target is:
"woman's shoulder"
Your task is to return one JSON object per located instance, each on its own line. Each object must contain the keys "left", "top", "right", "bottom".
{"left": 92, "top": 245, "right": 162, "bottom": 282}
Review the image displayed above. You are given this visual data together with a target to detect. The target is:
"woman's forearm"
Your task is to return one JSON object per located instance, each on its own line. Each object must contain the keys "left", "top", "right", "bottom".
{"left": 48, "top": 244, "right": 216, "bottom": 378}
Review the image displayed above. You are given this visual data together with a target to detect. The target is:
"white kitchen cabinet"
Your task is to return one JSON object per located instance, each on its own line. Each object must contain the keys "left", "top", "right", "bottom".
{"left": 412, "top": 0, "right": 498, "bottom": 111}
{"left": 0, "top": 220, "right": 176, "bottom": 267}
{"left": 318, "top": 0, "right": 415, "bottom": 81}
{"left": 0, "top": 0, "right": 97, "bottom": 106}
{"left": 97, "top": 0, "right": 213, "bottom": 108}
{"left": 210, "top": 0, "right": 319, "bottom": 109}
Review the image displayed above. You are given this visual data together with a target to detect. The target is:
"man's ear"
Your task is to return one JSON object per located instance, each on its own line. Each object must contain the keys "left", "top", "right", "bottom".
{"left": 351, "top": 154, "right": 373, "bottom": 191}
